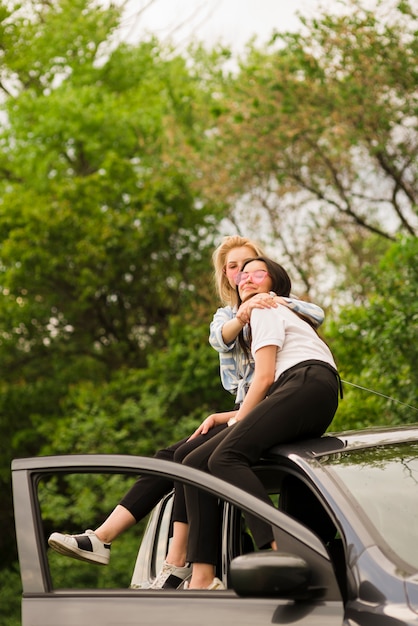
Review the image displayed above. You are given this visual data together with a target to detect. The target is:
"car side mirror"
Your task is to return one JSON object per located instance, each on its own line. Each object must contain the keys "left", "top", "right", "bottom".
{"left": 230, "top": 552, "right": 316, "bottom": 599}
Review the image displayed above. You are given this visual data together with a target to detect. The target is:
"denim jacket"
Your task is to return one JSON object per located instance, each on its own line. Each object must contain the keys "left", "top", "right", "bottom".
{"left": 209, "top": 297, "right": 324, "bottom": 406}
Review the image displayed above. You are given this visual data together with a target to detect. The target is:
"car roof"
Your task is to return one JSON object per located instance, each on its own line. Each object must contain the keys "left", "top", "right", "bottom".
{"left": 266, "top": 423, "right": 418, "bottom": 461}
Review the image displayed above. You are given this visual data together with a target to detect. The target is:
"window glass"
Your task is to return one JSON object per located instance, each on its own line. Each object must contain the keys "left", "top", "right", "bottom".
{"left": 38, "top": 472, "right": 150, "bottom": 589}
{"left": 323, "top": 443, "right": 418, "bottom": 569}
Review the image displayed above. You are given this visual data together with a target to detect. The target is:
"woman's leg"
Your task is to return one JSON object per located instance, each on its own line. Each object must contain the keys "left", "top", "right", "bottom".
{"left": 162, "top": 424, "right": 228, "bottom": 567}
{"left": 48, "top": 438, "right": 190, "bottom": 564}
{"left": 209, "top": 365, "right": 339, "bottom": 547}
{"left": 117, "top": 437, "right": 190, "bottom": 523}
{"left": 149, "top": 425, "right": 229, "bottom": 589}
{"left": 182, "top": 428, "right": 232, "bottom": 587}
{"left": 171, "top": 424, "right": 227, "bottom": 523}
{"left": 94, "top": 505, "right": 136, "bottom": 543}
{"left": 184, "top": 365, "right": 339, "bottom": 586}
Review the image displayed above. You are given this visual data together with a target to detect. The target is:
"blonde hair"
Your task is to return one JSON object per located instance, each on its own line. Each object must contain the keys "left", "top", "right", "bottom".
{"left": 212, "top": 235, "right": 265, "bottom": 306}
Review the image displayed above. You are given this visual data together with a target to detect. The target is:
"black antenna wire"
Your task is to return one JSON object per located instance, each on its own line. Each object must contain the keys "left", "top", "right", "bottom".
{"left": 341, "top": 380, "right": 418, "bottom": 412}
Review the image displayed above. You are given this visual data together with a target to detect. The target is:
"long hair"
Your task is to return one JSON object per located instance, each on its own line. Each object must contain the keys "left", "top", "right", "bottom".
{"left": 212, "top": 236, "right": 265, "bottom": 307}
{"left": 238, "top": 256, "right": 326, "bottom": 356}
{"left": 238, "top": 257, "right": 292, "bottom": 357}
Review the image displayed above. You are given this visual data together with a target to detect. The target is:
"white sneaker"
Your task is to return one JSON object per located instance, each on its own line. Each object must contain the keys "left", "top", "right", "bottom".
{"left": 207, "top": 577, "right": 225, "bottom": 590}
{"left": 48, "top": 529, "right": 111, "bottom": 565}
{"left": 150, "top": 560, "right": 192, "bottom": 589}
{"left": 185, "top": 577, "right": 226, "bottom": 590}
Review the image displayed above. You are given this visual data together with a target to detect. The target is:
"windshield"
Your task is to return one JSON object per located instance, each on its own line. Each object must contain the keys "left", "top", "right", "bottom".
{"left": 322, "top": 442, "right": 418, "bottom": 570}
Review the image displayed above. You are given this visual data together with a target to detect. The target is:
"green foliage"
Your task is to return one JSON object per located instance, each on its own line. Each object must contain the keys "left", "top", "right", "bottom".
{"left": 327, "top": 237, "right": 418, "bottom": 431}
{"left": 39, "top": 472, "right": 147, "bottom": 590}
{"left": 0, "top": 1, "right": 225, "bottom": 610}
{"left": 0, "top": 2, "right": 417, "bottom": 622}
{"left": 195, "top": 0, "right": 418, "bottom": 297}
{"left": 39, "top": 317, "right": 229, "bottom": 459}
{"left": 0, "top": 565, "right": 21, "bottom": 626}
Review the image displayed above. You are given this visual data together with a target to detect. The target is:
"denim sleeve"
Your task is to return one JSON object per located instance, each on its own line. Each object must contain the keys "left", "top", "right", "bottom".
{"left": 281, "top": 297, "right": 324, "bottom": 328}
{"left": 209, "top": 306, "right": 254, "bottom": 402}
{"left": 209, "top": 306, "right": 236, "bottom": 353}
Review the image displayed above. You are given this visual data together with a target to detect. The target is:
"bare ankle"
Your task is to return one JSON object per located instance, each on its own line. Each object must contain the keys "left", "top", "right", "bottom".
{"left": 165, "top": 554, "right": 187, "bottom": 568}
{"left": 188, "top": 564, "right": 215, "bottom": 589}
{"left": 94, "top": 530, "right": 110, "bottom": 543}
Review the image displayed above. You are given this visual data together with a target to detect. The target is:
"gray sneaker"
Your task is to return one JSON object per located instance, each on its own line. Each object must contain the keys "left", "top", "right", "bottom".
{"left": 48, "top": 529, "right": 111, "bottom": 565}
{"left": 150, "top": 560, "right": 192, "bottom": 589}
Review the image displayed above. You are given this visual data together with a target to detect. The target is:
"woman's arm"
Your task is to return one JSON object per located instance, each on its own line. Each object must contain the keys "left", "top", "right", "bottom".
{"left": 209, "top": 306, "right": 253, "bottom": 400}
{"left": 209, "top": 297, "right": 323, "bottom": 355}
{"left": 190, "top": 344, "right": 277, "bottom": 437}
{"left": 210, "top": 300, "right": 277, "bottom": 351}
{"left": 229, "top": 345, "right": 277, "bottom": 425}
{"left": 279, "top": 296, "right": 324, "bottom": 328}
{"left": 219, "top": 315, "right": 247, "bottom": 345}
{"left": 234, "top": 295, "right": 324, "bottom": 339}
{"left": 188, "top": 410, "right": 237, "bottom": 440}
{"left": 209, "top": 307, "right": 237, "bottom": 352}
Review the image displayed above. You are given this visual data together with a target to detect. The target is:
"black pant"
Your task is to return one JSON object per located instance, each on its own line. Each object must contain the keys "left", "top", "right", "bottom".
{"left": 119, "top": 424, "right": 227, "bottom": 523}
{"left": 183, "top": 361, "right": 339, "bottom": 564}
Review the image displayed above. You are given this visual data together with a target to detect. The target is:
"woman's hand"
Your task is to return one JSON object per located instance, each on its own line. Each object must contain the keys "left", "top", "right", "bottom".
{"left": 188, "top": 411, "right": 235, "bottom": 440}
{"left": 236, "top": 292, "right": 278, "bottom": 325}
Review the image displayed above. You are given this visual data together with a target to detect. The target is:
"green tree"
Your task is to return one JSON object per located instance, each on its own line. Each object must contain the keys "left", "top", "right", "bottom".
{"left": 1, "top": 1, "right": 417, "bottom": 622}
{"left": 327, "top": 236, "right": 418, "bottom": 431}
{"left": 0, "top": 0, "right": 226, "bottom": 580}
{"left": 195, "top": 0, "right": 418, "bottom": 300}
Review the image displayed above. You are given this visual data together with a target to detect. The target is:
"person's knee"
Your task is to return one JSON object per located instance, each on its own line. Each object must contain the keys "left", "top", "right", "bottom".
{"left": 154, "top": 446, "right": 177, "bottom": 462}
{"left": 182, "top": 449, "right": 199, "bottom": 469}
{"left": 207, "top": 449, "right": 224, "bottom": 477}
{"left": 182, "top": 446, "right": 212, "bottom": 472}
{"left": 173, "top": 445, "right": 188, "bottom": 464}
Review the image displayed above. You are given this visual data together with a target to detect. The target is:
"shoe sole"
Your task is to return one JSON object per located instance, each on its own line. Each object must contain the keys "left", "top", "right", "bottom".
{"left": 48, "top": 537, "right": 109, "bottom": 565}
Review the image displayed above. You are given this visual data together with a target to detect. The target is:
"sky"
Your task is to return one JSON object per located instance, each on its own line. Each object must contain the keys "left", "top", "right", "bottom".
{"left": 119, "top": 0, "right": 321, "bottom": 52}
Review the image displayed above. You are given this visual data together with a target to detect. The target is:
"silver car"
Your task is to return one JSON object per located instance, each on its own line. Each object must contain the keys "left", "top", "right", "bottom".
{"left": 12, "top": 424, "right": 418, "bottom": 625}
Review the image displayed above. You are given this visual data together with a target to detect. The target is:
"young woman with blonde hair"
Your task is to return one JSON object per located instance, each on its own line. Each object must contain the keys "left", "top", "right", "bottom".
{"left": 210, "top": 236, "right": 324, "bottom": 411}
{"left": 48, "top": 237, "right": 324, "bottom": 590}
{"left": 183, "top": 256, "right": 340, "bottom": 590}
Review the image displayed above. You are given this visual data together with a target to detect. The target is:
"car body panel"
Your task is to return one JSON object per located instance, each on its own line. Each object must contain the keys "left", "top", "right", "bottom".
{"left": 21, "top": 594, "right": 344, "bottom": 626}
{"left": 12, "top": 424, "right": 418, "bottom": 626}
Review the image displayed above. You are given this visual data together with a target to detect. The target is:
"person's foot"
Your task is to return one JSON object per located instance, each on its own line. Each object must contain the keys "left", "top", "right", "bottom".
{"left": 185, "top": 576, "right": 225, "bottom": 590}
{"left": 48, "top": 529, "right": 111, "bottom": 565}
{"left": 207, "top": 577, "right": 225, "bottom": 590}
{"left": 150, "top": 560, "right": 192, "bottom": 589}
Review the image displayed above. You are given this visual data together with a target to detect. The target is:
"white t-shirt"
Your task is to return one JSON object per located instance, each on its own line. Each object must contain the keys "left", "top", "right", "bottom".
{"left": 250, "top": 305, "right": 337, "bottom": 381}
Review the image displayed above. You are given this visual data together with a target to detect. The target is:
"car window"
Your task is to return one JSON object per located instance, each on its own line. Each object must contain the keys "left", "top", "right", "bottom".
{"left": 130, "top": 490, "right": 174, "bottom": 589}
{"left": 35, "top": 463, "right": 342, "bottom": 601}
{"left": 38, "top": 471, "right": 151, "bottom": 590}
{"left": 220, "top": 468, "right": 344, "bottom": 601}
{"left": 322, "top": 442, "right": 418, "bottom": 571}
